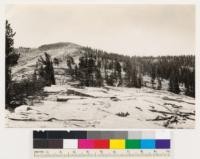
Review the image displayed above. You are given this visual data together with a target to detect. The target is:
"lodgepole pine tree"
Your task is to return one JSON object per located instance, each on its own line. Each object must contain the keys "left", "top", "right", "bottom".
{"left": 6, "top": 20, "right": 20, "bottom": 106}
{"left": 168, "top": 69, "right": 180, "bottom": 94}
{"left": 38, "top": 52, "right": 56, "bottom": 86}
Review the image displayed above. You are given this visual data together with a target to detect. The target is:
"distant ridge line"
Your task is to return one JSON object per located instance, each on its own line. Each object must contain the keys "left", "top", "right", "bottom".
{"left": 38, "top": 42, "right": 82, "bottom": 51}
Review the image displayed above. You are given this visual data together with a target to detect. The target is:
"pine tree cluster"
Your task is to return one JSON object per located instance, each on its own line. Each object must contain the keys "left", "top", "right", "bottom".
{"left": 70, "top": 47, "right": 195, "bottom": 97}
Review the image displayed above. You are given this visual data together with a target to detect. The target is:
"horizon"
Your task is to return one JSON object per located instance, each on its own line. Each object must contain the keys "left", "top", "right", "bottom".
{"left": 7, "top": 4, "right": 195, "bottom": 56}
{"left": 16, "top": 41, "right": 195, "bottom": 57}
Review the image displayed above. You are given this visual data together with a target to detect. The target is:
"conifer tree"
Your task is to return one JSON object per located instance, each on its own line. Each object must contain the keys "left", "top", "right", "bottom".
{"left": 38, "top": 52, "right": 56, "bottom": 86}
{"left": 95, "top": 68, "right": 103, "bottom": 87}
{"left": 6, "top": 20, "right": 20, "bottom": 106}
{"left": 168, "top": 69, "right": 180, "bottom": 94}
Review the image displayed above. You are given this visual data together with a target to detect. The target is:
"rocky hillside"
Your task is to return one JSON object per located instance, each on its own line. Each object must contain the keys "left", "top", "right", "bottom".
{"left": 13, "top": 42, "right": 83, "bottom": 80}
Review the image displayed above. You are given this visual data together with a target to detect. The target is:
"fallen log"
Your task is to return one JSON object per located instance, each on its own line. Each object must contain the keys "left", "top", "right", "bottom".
{"left": 56, "top": 96, "right": 86, "bottom": 102}
{"left": 67, "top": 89, "right": 96, "bottom": 98}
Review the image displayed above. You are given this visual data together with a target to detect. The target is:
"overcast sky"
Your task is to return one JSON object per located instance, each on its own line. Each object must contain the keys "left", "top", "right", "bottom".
{"left": 6, "top": 4, "right": 195, "bottom": 56}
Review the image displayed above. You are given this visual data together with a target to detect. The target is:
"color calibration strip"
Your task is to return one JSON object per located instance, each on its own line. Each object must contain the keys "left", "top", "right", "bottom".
{"left": 33, "top": 131, "right": 171, "bottom": 149}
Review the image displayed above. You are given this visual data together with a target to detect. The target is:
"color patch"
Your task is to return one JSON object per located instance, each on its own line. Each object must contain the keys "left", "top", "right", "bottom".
{"left": 96, "top": 131, "right": 128, "bottom": 139}
{"left": 128, "top": 131, "right": 142, "bottom": 139}
{"left": 93, "top": 140, "right": 109, "bottom": 149}
{"left": 142, "top": 131, "right": 155, "bottom": 139}
{"left": 78, "top": 139, "right": 94, "bottom": 149}
{"left": 141, "top": 140, "right": 155, "bottom": 149}
{"left": 33, "top": 131, "right": 48, "bottom": 139}
{"left": 87, "top": 131, "right": 102, "bottom": 139}
{"left": 48, "top": 140, "right": 63, "bottom": 149}
{"left": 33, "top": 131, "right": 171, "bottom": 150}
{"left": 48, "top": 131, "right": 87, "bottom": 139}
{"left": 126, "top": 140, "right": 141, "bottom": 149}
{"left": 110, "top": 139, "right": 125, "bottom": 149}
{"left": 63, "top": 139, "right": 78, "bottom": 149}
{"left": 156, "top": 140, "right": 170, "bottom": 149}
{"left": 33, "top": 139, "right": 48, "bottom": 149}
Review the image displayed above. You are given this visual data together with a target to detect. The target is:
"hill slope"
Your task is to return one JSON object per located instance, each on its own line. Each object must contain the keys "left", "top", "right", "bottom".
{"left": 13, "top": 42, "right": 83, "bottom": 80}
